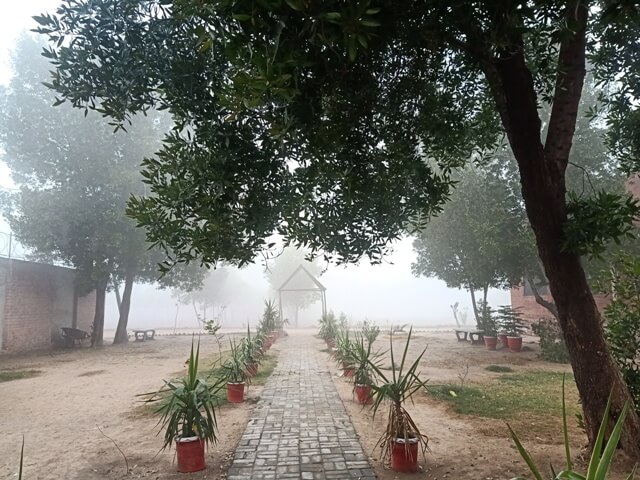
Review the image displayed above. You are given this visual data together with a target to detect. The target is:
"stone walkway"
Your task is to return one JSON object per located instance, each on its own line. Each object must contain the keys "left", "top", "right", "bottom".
{"left": 227, "top": 333, "right": 377, "bottom": 480}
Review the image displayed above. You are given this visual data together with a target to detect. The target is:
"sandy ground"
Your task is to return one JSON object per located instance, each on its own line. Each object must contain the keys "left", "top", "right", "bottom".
{"left": 329, "top": 331, "right": 636, "bottom": 480}
{"left": 2, "top": 329, "right": 636, "bottom": 480}
{"left": 0, "top": 331, "right": 264, "bottom": 480}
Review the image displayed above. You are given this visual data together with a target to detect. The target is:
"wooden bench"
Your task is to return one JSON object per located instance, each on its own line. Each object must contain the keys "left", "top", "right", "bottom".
{"left": 132, "top": 329, "right": 156, "bottom": 342}
{"left": 454, "top": 328, "right": 485, "bottom": 345}
{"left": 60, "top": 327, "right": 90, "bottom": 347}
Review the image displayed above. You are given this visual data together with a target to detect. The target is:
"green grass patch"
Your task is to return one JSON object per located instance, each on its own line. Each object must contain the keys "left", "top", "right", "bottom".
{"left": 427, "top": 371, "right": 577, "bottom": 420}
{"left": 0, "top": 369, "right": 42, "bottom": 383}
{"left": 485, "top": 365, "right": 514, "bottom": 373}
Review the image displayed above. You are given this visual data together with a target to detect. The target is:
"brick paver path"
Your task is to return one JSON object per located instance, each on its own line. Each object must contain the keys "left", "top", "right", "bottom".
{"left": 227, "top": 333, "right": 377, "bottom": 480}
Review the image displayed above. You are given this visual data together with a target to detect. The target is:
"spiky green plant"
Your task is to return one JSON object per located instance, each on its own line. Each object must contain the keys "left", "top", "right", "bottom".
{"left": 240, "top": 326, "right": 262, "bottom": 366}
{"left": 367, "top": 328, "right": 429, "bottom": 461}
{"left": 509, "top": 377, "right": 636, "bottom": 480}
{"left": 319, "top": 311, "right": 338, "bottom": 342}
{"left": 220, "top": 338, "right": 250, "bottom": 384}
{"left": 143, "top": 339, "right": 223, "bottom": 450}
{"left": 350, "top": 331, "right": 384, "bottom": 386}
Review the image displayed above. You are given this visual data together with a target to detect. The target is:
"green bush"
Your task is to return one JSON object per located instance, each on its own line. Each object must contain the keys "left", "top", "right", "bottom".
{"left": 532, "top": 318, "right": 569, "bottom": 364}
{"left": 603, "top": 254, "right": 640, "bottom": 415}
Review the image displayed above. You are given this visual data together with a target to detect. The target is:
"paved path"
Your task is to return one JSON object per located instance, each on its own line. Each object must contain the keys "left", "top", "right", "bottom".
{"left": 227, "top": 333, "right": 377, "bottom": 480}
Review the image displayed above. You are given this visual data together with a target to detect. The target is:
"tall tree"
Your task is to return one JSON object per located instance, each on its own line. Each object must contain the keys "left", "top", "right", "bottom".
{"left": 412, "top": 162, "right": 534, "bottom": 324}
{"left": 34, "top": 1, "right": 640, "bottom": 457}
{"left": 0, "top": 34, "right": 171, "bottom": 345}
{"left": 265, "top": 247, "right": 323, "bottom": 328}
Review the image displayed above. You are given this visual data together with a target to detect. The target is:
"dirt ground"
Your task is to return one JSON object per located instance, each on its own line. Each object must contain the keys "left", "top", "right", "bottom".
{"left": 0, "top": 331, "right": 265, "bottom": 480}
{"left": 2, "top": 329, "right": 636, "bottom": 480}
{"left": 329, "top": 330, "right": 637, "bottom": 480}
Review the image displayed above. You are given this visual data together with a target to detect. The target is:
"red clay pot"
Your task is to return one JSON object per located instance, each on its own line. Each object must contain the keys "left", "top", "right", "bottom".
{"left": 246, "top": 362, "right": 259, "bottom": 377}
{"left": 484, "top": 336, "right": 498, "bottom": 351}
{"left": 343, "top": 367, "right": 356, "bottom": 378}
{"left": 498, "top": 334, "right": 508, "bottom": 348}
{"left": 390, "top": 438, "right": 419, "bottom": 473}
{"left": 176, "top": 436, "right": 205, "bottom": 473}
{"left": 355, "top": 384, "right": 373, "bottom": 405}
{"left": 507, "top": 336, "right": 523, "bottom": 352}
{"left": 227, "top": 382, "right": 245, "bottom": 403}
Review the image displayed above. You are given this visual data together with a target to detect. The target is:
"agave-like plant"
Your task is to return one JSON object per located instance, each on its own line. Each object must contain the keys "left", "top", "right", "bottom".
{"left": 509, "top": 378, "right": 636, "bottom": 480}
{"left": 350, "top": 331, "right": 384, "bottom": 386}
{"left": 144, "top": 339, "right": 224, "bottom": 450}
{"left": 367, "top": 328, "right": 429, "bottom": 460}
{"left": 220, "top": 338, "right": 250, "bottom": 384}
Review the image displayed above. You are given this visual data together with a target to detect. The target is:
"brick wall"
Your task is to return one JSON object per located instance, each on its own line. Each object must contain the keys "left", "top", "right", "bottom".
{"left": 510, "top": 285, "right": 610, "bottom": 324}
{"left": 0, "top": 258, "right": 95, "bottom": 353}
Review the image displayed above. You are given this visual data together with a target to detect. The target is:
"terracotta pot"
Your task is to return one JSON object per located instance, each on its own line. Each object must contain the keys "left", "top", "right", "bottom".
{"left": 246, "top": 362, "right": 259, "bottom": 377}
{"left": 355, "top": 384, "right": 373, "bottom": 405}
{"left": 484, "top": 336, "right": 498, "bottom": 351}
{"left": 176, "top": 436, "right": 205, "bottom": 473}
{"left": 343, "top": 367, "right": 356, "bottom": 378}
{"left": 498, "top": 334, "right": 508, "bottom": 348}
{"left": 507, "top": 336, "right": 523, "bottom": 352}
{"left": 227, "top": 382, "right": 245, "bottom": 403}
{"left": 390, "top": 437, "right": 419, "bottom": 473}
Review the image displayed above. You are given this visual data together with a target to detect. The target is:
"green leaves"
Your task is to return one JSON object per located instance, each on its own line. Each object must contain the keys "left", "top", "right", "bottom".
{"left": 563, "top": 191, "right": 639, "bottom": 259}
{"left": 509, "top": 382, "right": 635, "bottom": 480}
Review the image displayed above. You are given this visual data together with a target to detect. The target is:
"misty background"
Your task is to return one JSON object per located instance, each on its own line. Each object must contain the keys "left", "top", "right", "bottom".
{"left": 0, "top": 0, "right": 510, "bottom": 330}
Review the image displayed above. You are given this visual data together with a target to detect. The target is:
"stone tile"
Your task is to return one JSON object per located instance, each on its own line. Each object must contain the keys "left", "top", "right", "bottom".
{"left": 226, "top": 334, "right": 376, "bottom": 480}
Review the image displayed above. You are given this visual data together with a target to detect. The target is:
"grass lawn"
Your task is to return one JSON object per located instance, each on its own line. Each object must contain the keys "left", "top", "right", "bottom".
{"left": 427, "top": 370, "right": 581, "bottom": 441}
{"left": 0, "top": 369, "right": 42, "bottom": 383}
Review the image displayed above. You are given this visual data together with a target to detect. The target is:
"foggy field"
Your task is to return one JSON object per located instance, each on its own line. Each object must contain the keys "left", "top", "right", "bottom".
{"left": 1, "top": 328, "right": 636, "bottom": 480}
{"left": 0, "top": 332, "right": 255, "bottom": 480}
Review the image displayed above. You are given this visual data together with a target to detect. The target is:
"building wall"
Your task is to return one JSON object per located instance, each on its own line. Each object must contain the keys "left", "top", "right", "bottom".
{"left": 0, "top": 258, "right": 95, "bottom": 353}
{"left": 510, "top": 284, "right": 610, "bottom": 323}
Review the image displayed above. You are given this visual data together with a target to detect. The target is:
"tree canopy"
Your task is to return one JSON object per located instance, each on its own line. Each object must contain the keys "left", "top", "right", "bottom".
{"left": 33, "top": 0, "right": 640, "bottom": 459}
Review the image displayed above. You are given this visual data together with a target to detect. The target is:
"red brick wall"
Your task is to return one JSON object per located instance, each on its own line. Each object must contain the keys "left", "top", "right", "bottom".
{"left": 510, "top": 285, "right": 610, "bottom": 323}
{"left": 0, "top": 258, "right": 95, "bottom": 353}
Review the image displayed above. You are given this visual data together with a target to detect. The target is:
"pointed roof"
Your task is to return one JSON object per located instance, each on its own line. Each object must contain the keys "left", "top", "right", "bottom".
{"left": 277, "top": 264, "right": 326, "bottom": 292}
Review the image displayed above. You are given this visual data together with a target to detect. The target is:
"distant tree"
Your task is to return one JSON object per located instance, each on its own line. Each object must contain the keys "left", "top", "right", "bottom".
{"left": 412, "top": 161, "right": 534, "bottom": 324}
{"left": 0, "top": 34, "right": 177, "bottom": 345}
{"left": 172, "top": 267, "right": 232, "bottom": 325}
{"left": 265, "top": 247, "right": 323, "bottom": 327}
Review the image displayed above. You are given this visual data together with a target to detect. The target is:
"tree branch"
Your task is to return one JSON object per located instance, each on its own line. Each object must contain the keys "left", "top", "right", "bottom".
{"left": 544, "top": 2, "right": 589, "bottom": 171}
{"left": 526, "top": 273, "right": 559, "bottom": 319}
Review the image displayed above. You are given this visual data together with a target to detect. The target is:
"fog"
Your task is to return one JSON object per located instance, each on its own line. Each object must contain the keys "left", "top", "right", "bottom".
{"left": 103, "top": 239, "right": 510, "bottom": 330}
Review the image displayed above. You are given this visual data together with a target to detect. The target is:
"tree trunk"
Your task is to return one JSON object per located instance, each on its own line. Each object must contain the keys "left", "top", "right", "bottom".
{"left": 113, "top": 278, "right": 122, "bottom": 314}
{"left": 113, "top": 271, "right": 134, "bottom": 344}
{"left": 469, "top": 288, "right": 480, "bottom": 325}
{"left": 294, "top": 304, "right": 299, "bottom": 328}
{"left": 484, "top": 3, "right": 640, "bottom": 459}
{"left": 91, "top": 276, "right": 108, "bottom": 347}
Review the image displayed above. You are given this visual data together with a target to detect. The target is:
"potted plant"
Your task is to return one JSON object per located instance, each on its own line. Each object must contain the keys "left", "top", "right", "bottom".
{"left": 319, "top": 312, "right": 338, "bottom": 348}
{"left": 144, "top": 340, "right": 223, "bottom": 473}
{"left": 349, "top": 331, "right": 383, "bottom": 405}
{"left": 368, "top": 328, "right": 429, "bottom": 472}
{"left": 334, "top": 329, "right": 357, "bottom": 377}
{"left": 497, "top": 305, "right": 526, "bottom": 352}
{"left": 220, "top": 339, "right": 250, "bottom": 403}
{"left": 241, "top": 326, "right": 262, "bottom": 377}
{"left": 478, "top": 302, "right": 498, "bottom": 350}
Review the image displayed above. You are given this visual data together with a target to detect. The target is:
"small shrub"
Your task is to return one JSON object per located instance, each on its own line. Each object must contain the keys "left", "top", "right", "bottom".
{"left": 485, "top": 365, "right": 514, "bottom": 373}
{"left": 532, "top": 318, "right": 569, "bottom": 363}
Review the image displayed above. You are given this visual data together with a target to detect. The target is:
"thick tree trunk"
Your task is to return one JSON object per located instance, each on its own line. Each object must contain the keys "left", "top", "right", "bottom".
{"left": 113, "top": 278, "right": 122, "bottom": 314}
{"left": 484, "top": 4, "right": 640, "bottom": 459}
{"left": 91, "top": 276, "right": 108, "bottom": 347}
{"left": 113, "top": 271, "right": 134, "bottom": 344}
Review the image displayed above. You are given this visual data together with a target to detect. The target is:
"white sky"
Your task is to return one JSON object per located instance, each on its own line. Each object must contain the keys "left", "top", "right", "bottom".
{"left": 0, "top": 0, "right": 510, "bottom": 330}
